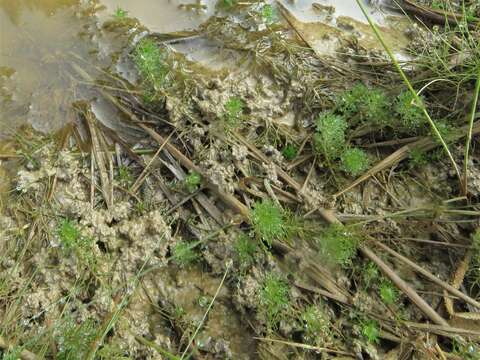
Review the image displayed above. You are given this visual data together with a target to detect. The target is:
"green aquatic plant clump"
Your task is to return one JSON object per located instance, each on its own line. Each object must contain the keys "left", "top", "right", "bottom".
{"left": 363, "top": 262, "right": 380, "bottom": 288}
{"left": 55, "top": 318, "right": 98, "bottom": 360}
{"left": 224, "top": 96, "right": 244, "bottom": 127}
{"left": 314, "top": 113, "right": 347, "bottom": 161}
{"left": 394, "top": 91, "right": 426, "bottom": 132}
{"left": 319, "top": 224, "right": 360, "bottom": 268}
{"left": 260, "top": 273, "right": 290, "bottom": 328}
{"left": 234, "top": 234, "right": 258, "bottom": 271}
{"left": 300, "top": 304, "right": 332, "bottom": 346}
{"left": 57, "top": 219, "right": 82, "bottom": 250}
{"left": 251, "top": 199, "right": 289, "bottom": 246}
{"left": 133, "top": 38, "right": 170, "bottom": 93}
{"left": 282, "top": 144, "right": 298, "bottom": 160}
{"left": 337, "top": 83, "right": 390, "bottom": 125}
{"left": 341, "top": 148, "right": 370, "bottom": 177}
{"left": 172, "top": 241, "right": 198, "bottom": 267}
{"left": 113, "top": 6, "right": 128, "bottom": 19}
{"left": 183, "top": 171, "right": 202, "bottom": 193}
{"left": 361, "top": 319, "right": 380, "bottom": 344}
{"left": 261, "top": 4, "right": 276, "bottom": 24}
{"left": 56, "top": 219, "right": 97, "bottom": 271}
{"left": 379, "top": 280, "right": 398, "bottom": 305}
{"left": 217, "top": 0, "right": 238, "bottom": 10}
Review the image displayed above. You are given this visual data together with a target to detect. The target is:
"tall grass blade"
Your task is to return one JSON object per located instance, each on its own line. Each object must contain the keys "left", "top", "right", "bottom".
{"left": 463, "top": 69, "right": 480, "bottom": 194}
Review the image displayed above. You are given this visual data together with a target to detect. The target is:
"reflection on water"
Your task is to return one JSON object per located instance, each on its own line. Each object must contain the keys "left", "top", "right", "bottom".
{"left": 99, "top": 0, "right": 216, "bottom": 33}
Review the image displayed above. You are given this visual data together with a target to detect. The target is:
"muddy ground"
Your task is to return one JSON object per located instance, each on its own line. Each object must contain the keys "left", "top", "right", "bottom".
{"left": 1, "top": 1, "right": 480, "bottom": 359}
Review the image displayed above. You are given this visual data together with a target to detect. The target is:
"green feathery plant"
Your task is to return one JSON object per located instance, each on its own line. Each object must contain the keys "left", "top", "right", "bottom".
{"left": 234, "top": 233, "right": 258, "bottom": 272}
{"left": 117, "top": 165, "right": 133, "bottom": 187}
{"left": 183, "top": 171, "right": 202, "bottom": 193}
{"left": 224, "top": 96, "right": 244, "bottom": 128}
{"left": 356, "top": 0, "right": 461, "bottom": 183}
{"left": 361, "top": 319, "right": 380, "bottom": 344}
{"left": 363, "top": 262, "right": 380, "bottom": 289}
{"left": 133, "top": 38, "right": 170, "bottom": 98}
{"left": 379, "top": 280, "right": 399, "bottom": 305}
{"left": 337, "top": 83, "right": 390, "bottom": 126}
{"left": 319, "top": 224, "right": 360, "bottom": 268}
{"left": 217, "top": 0, "right": 238, "bottom": 10}
{"left": 251, "top": 199, "right": 292, "bottom": 246}
{"left": 56, "top": 219, "right": 97, "bottom": 271}
{"left": 394, "top": 91, "right": 426, "bottom": 132}
{"left": 57, "top": 219, "right": 82, "bottom": 250}
{"left": 171, "top": 240, "right": 198, "bottom": 267}
{"left": 282, "top": 144, "right": 298, "bottom": 160}
{"left": 341, "top": 148, "right": 370, "bottom": 177}
{"left": 113, "top": 7, "right": 128, "bottom": 19}
{"left": 54, "top": 317, "right": 98, "bottom": 360}
{"left": 314, "top": 112, "right": 347, "bottom": 162}
{"left": 300, "top": 304, "right": 332, "bottom": 346}
{"left": 261, "top": 4, "right": 276, "bottom": 24}
{"left": 260, "top": 273, "right": 290, "bottom": 329}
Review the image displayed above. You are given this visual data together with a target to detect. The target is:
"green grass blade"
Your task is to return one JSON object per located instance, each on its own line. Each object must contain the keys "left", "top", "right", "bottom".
{"left": 355, "top": 0, "right": 461, "bottom": 184}
{"left": 463, "top": 69, "right": 480, "bottom": 193}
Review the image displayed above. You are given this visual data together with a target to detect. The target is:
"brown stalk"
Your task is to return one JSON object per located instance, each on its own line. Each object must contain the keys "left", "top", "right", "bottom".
{"left": 375, "top": 241, "right": 480, "bottom": 310}
{"left": 360, "top": 245, "right": 449, "bottom": 326}
{"left": 313, "top": 209, "right": 450, "bottom": 327}
{"left": 140, "top": 123, "right": 250, "bottom": 219}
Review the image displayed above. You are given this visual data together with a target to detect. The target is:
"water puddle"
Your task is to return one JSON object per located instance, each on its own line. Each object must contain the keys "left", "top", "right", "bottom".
{"left": 0, "top": 1, "right": 100, "bottom": 136}
{"left": 98, "top": 0, "right": 216, "bottom": 33}
{"left": 0, "top": 0, "right": 411, "bottom": 138}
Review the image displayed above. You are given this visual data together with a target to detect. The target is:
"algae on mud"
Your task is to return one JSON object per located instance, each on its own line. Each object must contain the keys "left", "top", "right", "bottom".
{"left": 2, "top": 0, "right": 480, "bottom": 359}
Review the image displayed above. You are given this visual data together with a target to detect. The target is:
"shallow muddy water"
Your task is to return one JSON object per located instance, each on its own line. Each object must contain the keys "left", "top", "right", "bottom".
{"left": 0, "top": 0, "right": 404, "bottom": 138}
{"left": 0, "top": 1, "right": 96, "bottom": 136}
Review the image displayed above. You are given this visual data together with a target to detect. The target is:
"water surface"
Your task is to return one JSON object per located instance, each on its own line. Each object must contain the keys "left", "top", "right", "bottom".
{"left": 0, "top": 0, "right": 407, "bottom": 137}
{"left": 0, "top": 0, "right": 99, "bottom": 136}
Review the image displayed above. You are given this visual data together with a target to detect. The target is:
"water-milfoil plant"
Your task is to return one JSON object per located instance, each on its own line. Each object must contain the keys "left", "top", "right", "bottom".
{"left": 314, "top": 112, "right": 347, "bottom": 162}
{"left": 234, "top": 233, "right": 258, "bottom": 272}
{"left": 183, "top": 171, "right": 202, "bottom": 193}
{"left": 282, "top": 144, "right": 298, "bottom": 160}
{"left": 300, "top": 304, "right": 332, "bottom": 346}
{"left": 251, "top": 199, "right": 291, "bottom": 246}
{"left": 361, "top": 319, "right": 380, "bottom": 344}
{"left": 261, "top": 4, "right": 276, "bottom": 24}
{"left": 341, "top": 148, "right": 370, "bottom": 177}
{"left": 113, "top": 6, "right": 128, "bottom": 19}
{"left": 133, "top": 38, "right": 170, "bottom": 95}
{"left": 57, "top": 219, "right": 82, "bottom": 250}
{"left": 337, "top": 83, "right": 390, "bottom": 126}
{"left": 356, "top": 0, "right": 461, "bottom": 183}
{"left": 224, "top": 96, "right": 244, "bottom": 128}
{"left": 56, "top": 219, "right": 97, "bottom": 271}
{"left": 394, "top": 91, "right": 425, "bottom": 132}
{"left": 379, "top": 280, "right": 398, "bottom": 305}
{"left": 319, "top": 224, "right": 360, "bottom": 268}
{"left": 260, "top": 273, "right": 290, "bottom": 329}
{"left": 54, "top": 317, "right": 98, "bottom": 360}
{"left": 172, "top": 241, "right": 198, "bottom": 267}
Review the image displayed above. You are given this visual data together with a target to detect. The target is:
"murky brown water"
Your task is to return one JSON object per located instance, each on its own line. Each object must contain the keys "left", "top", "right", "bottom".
{"left": 0, "top": 0, "right": 404, "bottom": 138}
{"left": 0, "top": 1, "right": 95, "bottom": 136}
